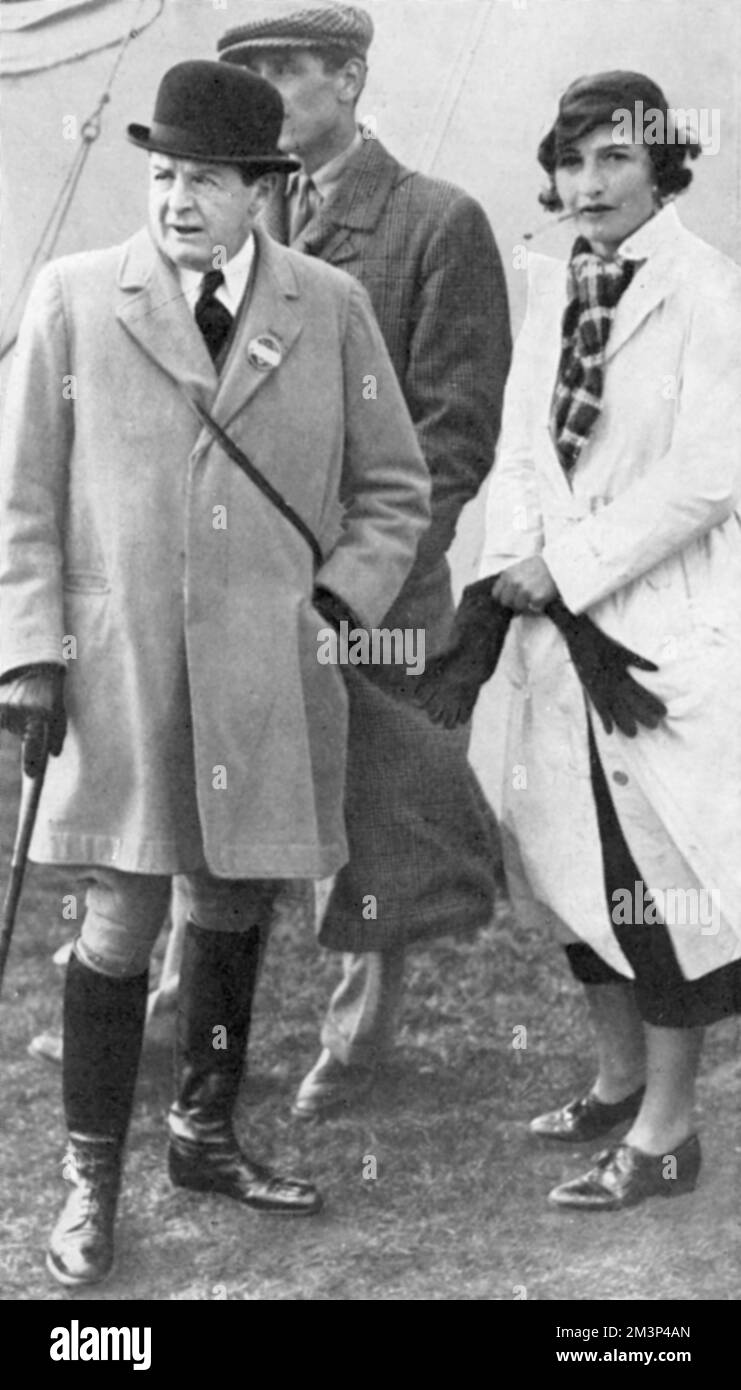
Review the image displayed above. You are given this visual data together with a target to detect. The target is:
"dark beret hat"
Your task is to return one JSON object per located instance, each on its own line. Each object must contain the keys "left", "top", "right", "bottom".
{"left": 218, "top": 5, "right": 374, "bottom": 64}
{"left": 537, "top": 70, "right": 672, "bottom": 173}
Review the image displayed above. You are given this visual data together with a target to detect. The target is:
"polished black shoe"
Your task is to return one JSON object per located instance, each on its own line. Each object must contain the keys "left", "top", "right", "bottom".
{"left": 168, "top": 1126, "right": 322, "bottom": 1216}
{"left": 46, "top": 1134, "right": 122, "bottom": 1287}
{"left": 548, "top": 1133, "right": 702, "bottom": 1210}
{"left": 530, "top": 1085, "right": 645, "bottom": 1142}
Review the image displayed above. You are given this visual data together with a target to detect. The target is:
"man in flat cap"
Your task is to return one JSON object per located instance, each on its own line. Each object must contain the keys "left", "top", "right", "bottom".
{"left": 218, "top": 6, "right": 512, "bottom": 1118}
{"left": 0, "top": 59, "right": 429, "bottom": 1286}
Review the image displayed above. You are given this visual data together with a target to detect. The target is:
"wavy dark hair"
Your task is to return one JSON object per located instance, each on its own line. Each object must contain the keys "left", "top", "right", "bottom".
{"left": 537, "top": 70, "right": 702, "bottom": 212}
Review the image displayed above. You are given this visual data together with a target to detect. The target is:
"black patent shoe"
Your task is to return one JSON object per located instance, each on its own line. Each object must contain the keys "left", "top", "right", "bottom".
{"left": 46, "top": 1135, "right": 122, "bottom": 1287}
{"left": 548, "top": 1133, "right": 701, "bottom": 1210}
{"left": 168, "top": 1129, "right": 322, "bottom": 1216}
{"left": 530, "top": 1085, "right": 645, "bottom": 1142}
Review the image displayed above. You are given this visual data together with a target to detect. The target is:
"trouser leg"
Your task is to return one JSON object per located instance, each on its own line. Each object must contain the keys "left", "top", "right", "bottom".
{"left": 146, "top": 879, "right": 188, "bottom": 1021}
{"left": 320, "top": 948, "right": 406, "bottom": 1068}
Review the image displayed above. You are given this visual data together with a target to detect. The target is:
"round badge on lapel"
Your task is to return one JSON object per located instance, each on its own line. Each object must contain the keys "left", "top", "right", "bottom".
{"left": 247, "top": 334, "right": 283, "bottom": 371}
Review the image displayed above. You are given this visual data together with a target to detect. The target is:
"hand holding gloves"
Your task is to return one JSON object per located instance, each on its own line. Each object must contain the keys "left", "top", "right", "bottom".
{"left": 0, "top": 665, "right": 67, "bottom": 777}
{"left": 411, "top": 577, "right": 666, "bottom": 736}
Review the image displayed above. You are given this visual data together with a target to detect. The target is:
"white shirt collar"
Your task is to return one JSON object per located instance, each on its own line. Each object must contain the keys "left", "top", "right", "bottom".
{"left": 178, "top": 232, "right": 256, "bottom": 317}
{"left": 287, "top": 128, "right": 364, "bottom": 204}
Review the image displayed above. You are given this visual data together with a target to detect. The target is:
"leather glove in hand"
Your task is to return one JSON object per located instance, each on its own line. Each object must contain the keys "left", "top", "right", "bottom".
{"left": 409, "top": 577, "right": 514, "bottom": 729}
{"left": 545, "top": 597, "right": 667, "bottom": 737}
{"left": 408, "top": 576, "right": 667, "bottom": 737}
{"left": 0, "top": 665, "right": 67, "bottom": 777}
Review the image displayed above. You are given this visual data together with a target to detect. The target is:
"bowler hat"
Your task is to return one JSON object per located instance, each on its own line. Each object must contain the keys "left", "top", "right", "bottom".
{"left": 127, "top": 60, "right": 299, "bottom": 170}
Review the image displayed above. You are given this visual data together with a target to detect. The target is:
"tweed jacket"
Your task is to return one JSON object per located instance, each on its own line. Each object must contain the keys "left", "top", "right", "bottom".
{"left": 262, "top": 134, "right": 512, "bottom": 650}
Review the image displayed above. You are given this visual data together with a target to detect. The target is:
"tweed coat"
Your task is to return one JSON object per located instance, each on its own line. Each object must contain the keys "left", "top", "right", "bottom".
{"left": 263, "top": 136, "right": 512, "bottom": 644}
{"left": 0, "top": 226, "right": 430, "bottom": 879}
{"left": 479, "top": 204, "right": 741, "bottom": 980}
{"left": 263, "top": 135, "right": 513, "bottom": 949}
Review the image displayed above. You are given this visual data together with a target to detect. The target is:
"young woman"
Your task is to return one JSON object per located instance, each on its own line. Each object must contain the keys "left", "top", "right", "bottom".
{"left": 480, "top": 71, "right": 741, "bottom": 1209}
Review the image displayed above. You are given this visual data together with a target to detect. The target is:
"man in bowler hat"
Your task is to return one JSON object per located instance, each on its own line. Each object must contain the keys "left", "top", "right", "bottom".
{"left": 218, "top": 5, "right": 512, "bottom": 1116}
{"left": 0, "top": 60, "right": 429, "bottom": 1285}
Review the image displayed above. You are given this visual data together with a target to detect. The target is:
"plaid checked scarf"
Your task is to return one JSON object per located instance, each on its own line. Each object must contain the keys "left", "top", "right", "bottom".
{"left": 550, "top": 238, "right": 637, "bottom": 474}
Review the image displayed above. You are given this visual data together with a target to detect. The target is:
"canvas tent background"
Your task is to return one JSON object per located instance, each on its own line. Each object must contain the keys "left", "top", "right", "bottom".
{"left": 1, "top": 0, "right": 739, "bottom": 800}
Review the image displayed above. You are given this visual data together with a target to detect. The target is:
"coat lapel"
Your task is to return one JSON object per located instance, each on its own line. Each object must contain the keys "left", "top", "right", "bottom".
{"left": 604, "top": 204, "right": 689, "bottom": 362}
{"left": 293, "top": 211, "right": 355, "bottom": 263}
{"left": 115, "top": 228, "right": 302, "bottom": 431}
{"left": 525, "top": 254, "right": 577, "bottom": 498}
{"left": 116, "top": 228, "right": 217, "bottom": 403}
{"left": 603, "top": 259, "right": 675, "bottom": 363}
{"left": 211, "top": 227, "right": 303, "bottom": 431}
{"left": 259, "top": 173, "right": 354, "bottom": 259}
{"left": 261, "top": 174, "right": 290, "bottom": 246}
{"left": 287, "top": 137, "right": 402, "bottom": 266}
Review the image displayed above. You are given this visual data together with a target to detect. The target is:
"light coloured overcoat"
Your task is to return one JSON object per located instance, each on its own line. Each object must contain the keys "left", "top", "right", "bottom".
{"left": 0, "top": 226, "right": 430, "bottom": 878}
{"left": 480, "top": 204, "right": 741, "bottom": 979}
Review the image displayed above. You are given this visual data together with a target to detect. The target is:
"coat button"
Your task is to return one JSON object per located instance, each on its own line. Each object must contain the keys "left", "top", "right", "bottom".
{"left": 612, "top": 771, "right": 629, "bottom": 786}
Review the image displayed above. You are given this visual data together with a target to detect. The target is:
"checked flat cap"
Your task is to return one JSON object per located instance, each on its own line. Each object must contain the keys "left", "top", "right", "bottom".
{"left": 218, "top": 5, "right": 374, "bottom": 63}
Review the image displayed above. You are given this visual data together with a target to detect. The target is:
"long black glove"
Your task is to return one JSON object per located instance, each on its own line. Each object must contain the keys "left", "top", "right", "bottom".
{"left": 0, "top": 664, "right": 67, "bottom": 777}
{"left": 545, "top": 597, "right": 666, "bottom": 737}
{"left": 410, "top": 577, "right": 514, "bottom": 729}
{"left": 410, "top": 578, "right": 667, "bottom": 736}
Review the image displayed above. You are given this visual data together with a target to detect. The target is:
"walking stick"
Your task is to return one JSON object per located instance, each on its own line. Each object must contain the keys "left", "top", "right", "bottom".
{"left": 0, "top": 722, "right": 50, "bottom": 998}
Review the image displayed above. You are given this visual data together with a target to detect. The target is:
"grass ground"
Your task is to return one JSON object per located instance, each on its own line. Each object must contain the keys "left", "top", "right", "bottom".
{"left": 1, "top": 740, "right": 739, "bottom": 1302}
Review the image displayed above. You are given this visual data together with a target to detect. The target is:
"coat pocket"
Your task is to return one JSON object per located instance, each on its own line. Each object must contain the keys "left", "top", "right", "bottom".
{"left": 63, "top": 570, "right": 110, "bottom": 594}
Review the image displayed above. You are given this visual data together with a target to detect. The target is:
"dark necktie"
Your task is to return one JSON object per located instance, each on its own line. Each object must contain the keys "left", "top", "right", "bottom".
{"left": 195, "top": 269, "right": 233, "bottom": 364}
{"left": 289, "top": 174, "right": 320, "bottom": 242}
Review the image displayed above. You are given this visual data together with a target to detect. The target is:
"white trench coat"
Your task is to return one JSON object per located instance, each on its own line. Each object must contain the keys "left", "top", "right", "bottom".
{"left": 480, "top": 204, "right": 741, "bottom": 980}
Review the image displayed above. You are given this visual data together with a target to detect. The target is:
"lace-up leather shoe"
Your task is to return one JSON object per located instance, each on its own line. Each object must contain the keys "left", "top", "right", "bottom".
{"left": 530, "top": 1085, "right": 645, "bottom": 1142}
{"left": 547, "top": 1134, "right": 701, "bottom": 1210}
{"left": 46, "top": 1135, "right": 122, "bottom": 1286}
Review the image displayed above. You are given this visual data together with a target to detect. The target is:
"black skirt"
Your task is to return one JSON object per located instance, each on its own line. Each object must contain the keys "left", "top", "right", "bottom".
{"left": 564, "top": 719, "right": 741, "bottom": 1027}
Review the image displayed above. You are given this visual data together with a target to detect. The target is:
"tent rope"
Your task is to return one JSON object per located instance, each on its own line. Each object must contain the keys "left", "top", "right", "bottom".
{"left": 0, "top": 0, "right": 164, "bottom": 362}
{"left": 417, "top": 0, "right": 496, "bottom": 176}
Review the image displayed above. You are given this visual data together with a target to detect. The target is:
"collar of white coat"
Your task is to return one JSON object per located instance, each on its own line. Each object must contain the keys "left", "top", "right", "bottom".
{"left": 523, "top": 202, "right": 691, "bottom": 336}
{"left": 177, "top": 232, "right": 256, "bottom": 317}
{"left": 617, "top": 200, "right": 685, "bottom": 263}
{"left": 525, "top": 202, "right": 686, "bottom": 281}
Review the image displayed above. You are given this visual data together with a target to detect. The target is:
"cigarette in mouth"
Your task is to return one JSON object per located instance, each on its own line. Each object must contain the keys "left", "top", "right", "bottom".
{"left": 523, "top": 210, "right": 578, "bottom": 242}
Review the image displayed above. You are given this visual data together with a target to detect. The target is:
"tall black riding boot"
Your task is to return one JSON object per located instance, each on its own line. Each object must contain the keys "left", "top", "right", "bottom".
{"left": 168, "top": 920, "right": 321, "bottom": 1215}
{"left": 46, "top": 949, "right": 148, "bottom": 1286}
